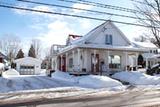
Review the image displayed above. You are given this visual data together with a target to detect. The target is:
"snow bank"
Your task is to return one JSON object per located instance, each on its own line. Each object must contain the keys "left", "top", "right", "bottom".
{"left": 52, "top": 71, "right": 124, "bottom": 89}
{"left": 78, "top": 75, "right": 123, "bottom": 88}
{"left": 2, "top": 69, "right": 20, "bottom": 78}
{"left": 52, "top": 71, "right": 78, "bottom": 83}
{"left": 0, "top": 75, "right": 80, "bottom": 93}
{"left": 112, "top": 71, "right": 160, "bottom": 85}
{"left": 39, "top": 69, "right": 47, "bottom": 76}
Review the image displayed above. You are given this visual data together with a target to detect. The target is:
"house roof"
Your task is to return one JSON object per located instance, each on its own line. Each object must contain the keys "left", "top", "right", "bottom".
{"left": 71, "top": 20, "right": 131, "bottom": 45}
{"left": 132, "top": 41, "right": 158, "bottom": 49}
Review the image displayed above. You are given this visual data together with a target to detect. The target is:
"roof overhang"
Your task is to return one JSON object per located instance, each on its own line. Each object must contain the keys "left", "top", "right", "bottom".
{"left": 58, "top": 44, "right": 148, "bottom": 55}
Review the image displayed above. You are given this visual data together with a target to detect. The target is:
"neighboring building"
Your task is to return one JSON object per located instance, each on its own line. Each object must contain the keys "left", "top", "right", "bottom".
{"left": 14, "top": 57, "right": 42, "bottom": 75}
{"left": 53, "top": 20, "right": 149, "bottom": 74}
{"left": 132, "top": 41, "right": 159, "bottom": 68}
{"left": 50, "top": 44, "right": 66, "bottom": 71}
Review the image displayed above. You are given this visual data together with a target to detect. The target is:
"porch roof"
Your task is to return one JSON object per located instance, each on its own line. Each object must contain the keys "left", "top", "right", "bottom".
{"left": 58, "top": 44, "right": 148, "bottom": 55}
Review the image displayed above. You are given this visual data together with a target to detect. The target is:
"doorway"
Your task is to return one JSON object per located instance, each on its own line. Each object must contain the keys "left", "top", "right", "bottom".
{"left": 91, "top": 53, "right": 99, "bottom": 73}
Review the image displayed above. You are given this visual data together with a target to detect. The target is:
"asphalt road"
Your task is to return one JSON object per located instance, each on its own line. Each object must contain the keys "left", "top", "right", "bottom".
{"left": 1, "top": 88, "right": 160, "bottom": 107}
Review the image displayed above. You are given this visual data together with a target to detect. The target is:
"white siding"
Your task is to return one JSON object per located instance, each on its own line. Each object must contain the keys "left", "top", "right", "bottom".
{"left": 87, "top": 23, "right": 129, "bottom": 46}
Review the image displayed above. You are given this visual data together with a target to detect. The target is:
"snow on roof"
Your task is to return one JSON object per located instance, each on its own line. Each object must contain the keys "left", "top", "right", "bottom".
{"left": 14, "top": 57, "right": 42, "bottom": 64}
{"left": 148, "top": 54, "right": 160, "bottom": 59}
{"left": 132, "top": 41, "right": 158, "bottom": 49}
{"left": 66, "top": 34, "right": 82, "bottom": 45}
{"left": 59, "top": 43, "right": 148, "bottom": 54}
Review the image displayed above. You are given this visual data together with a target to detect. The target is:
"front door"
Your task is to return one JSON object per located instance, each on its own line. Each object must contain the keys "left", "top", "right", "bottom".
{"left": 58, "top": 56, "right": 61, "bottom": 71}
{"left": 91, "top": 54, "right": 99, "bottom": 74}
{"left": 0, "top": 57, "right": 3, "bottom": 63}
{"left": 62, "top": 56, "right": 66, "bottom": 72}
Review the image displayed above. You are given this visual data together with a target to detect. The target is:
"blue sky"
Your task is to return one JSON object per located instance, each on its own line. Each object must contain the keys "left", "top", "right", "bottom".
{"left": 0, "top": 0, "right": 146, "bottom": 53}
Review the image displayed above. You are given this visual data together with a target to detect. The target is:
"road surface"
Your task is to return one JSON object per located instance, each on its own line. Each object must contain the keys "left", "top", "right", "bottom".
{"left": 1, "top": 88, "right": 160, "bottom": 107}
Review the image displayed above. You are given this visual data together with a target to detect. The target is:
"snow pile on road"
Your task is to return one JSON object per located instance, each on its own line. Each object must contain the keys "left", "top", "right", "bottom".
{"left": 2, "top": 69, "right": 20, "bottom": 78}
{"left": 112, "top": 71, "right": 160, "bottom": 85}
{"left": 52, "top": 71, "right": 124, "bottom": 89}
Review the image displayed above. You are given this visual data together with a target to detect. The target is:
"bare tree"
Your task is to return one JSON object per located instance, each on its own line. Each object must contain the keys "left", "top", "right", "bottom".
{"left": 135, "top": 0, "right": 160, "bottom": 47}
{"left": 0, "top": 34, "right": 21, "bottom": 62}
{"left": 31, "top": 39, "right": 41, "bottom": 58}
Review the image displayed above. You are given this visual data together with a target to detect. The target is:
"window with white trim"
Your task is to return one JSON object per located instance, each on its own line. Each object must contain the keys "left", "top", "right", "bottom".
{"left": 69, "top": 58, "right": 73, "bottom": 68}
{"left": 105, "top": 34, "right": 112, "bottom": 45}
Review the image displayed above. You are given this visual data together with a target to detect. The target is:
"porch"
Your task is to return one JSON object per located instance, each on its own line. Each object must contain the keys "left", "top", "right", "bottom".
{"left": 56, "top": 46, "right": 147, "bottom": 75}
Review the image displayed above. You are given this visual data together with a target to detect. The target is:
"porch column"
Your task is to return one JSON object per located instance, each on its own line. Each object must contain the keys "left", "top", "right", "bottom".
{"left": 146, "top": 58, "right": 148, "bottom": 69}
{"left": 125, "top": 52, "right": 128, "bottom": 71}
{"left": 94, "top": 50, "right": 96, "bottom": 73}
{"left": 60, "top": 55, "right": 63, "bottom": 71}
{"left": 72, "top": 50, "right": 75, "bottom": 71}
{"left": 65, "top": 53, "right": 68, "bottom": 71}
{"left": 135, "top": 53, "right": 138, "bottom": 68}
{"left": 77, "top": 48, "right": 80, "bottom": 72}
{"left": 107, "top": 51, "right": 110, "bottom": 69}
{"left": 55, "top": 56, "right": 58, "bottom": 70}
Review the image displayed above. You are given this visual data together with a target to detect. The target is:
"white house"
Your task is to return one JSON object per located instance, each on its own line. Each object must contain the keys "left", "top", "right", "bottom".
{"left": 14, "top": 57, "right": 42, "bottom": 75}
{"left": 53, "top": 21, "right": 149, "bottom": 74}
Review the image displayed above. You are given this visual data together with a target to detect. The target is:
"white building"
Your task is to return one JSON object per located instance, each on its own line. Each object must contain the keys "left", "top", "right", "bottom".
{"left": 14, "top": 57, "right": 42, "bottom": 75}
{"left": 133, "top": 41, "right": 159, "bottom": 67}
{"left": 53, "top": 21, "right": 149, "bottom": 74}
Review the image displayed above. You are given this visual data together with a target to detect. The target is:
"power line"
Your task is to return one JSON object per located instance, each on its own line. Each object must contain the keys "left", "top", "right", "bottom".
{"left": 0, "top": 3, "right": 159, "bottom": 29}
{"left": 130, "top": 0, "right": 145, "bottom": 4}
{"left": 17, "top": 0, "right": 147, "bottom": 20}
{"left": 57, "top": 0, "right": 140, "bottom": 13}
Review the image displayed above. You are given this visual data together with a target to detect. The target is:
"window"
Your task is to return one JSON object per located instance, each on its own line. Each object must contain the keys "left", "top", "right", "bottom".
{"left": 154, "top": 50, "right": 158, "bottom": 54}
{"left": 69, "top": 58, "right": 73, "bottom": 68}
{"left": 109, "top": 55, "right": 121, "bottom": 69}
{"left": 20, "top": 65, "right": 35, "bottom": 69}
{"left": 105, "top": 34, "right": 112, "bottom": 45}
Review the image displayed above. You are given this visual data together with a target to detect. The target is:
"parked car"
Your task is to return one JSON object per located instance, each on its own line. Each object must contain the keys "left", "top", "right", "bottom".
{"left": 146, "top": 63, "right": 160, "bottom": 75}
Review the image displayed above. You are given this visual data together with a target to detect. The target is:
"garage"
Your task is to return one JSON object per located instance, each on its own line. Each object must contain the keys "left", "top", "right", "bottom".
{"left": 14, "top": 57, "right": 42, "bottom": 75}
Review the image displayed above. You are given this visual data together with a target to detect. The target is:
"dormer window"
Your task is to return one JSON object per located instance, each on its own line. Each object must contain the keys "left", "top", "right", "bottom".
{"left": 105, "top": 34, "right": 112, "bottom": 45}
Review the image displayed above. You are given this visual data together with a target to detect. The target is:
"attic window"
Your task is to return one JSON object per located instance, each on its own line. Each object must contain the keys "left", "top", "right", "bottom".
{"left": 105, "top": 34, "right": 112, "bottom": 45}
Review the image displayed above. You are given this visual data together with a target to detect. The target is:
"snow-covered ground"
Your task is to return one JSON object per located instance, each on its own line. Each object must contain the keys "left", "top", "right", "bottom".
{"left": 112, "top": 71, "right": 160, "bottom": 86}
{"left": 0, "top": 75, "right": 78, "bottom": 93}
{"left": 1, "top": 69, "right": 160, "bottom": 94}
{"left": 0, "top": 70, "right": 126, "bottom": 93}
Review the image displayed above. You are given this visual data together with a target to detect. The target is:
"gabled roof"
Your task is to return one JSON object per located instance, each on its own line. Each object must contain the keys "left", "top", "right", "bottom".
{"left": 71, "top": 20, "right": 131, "bottom": 45}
